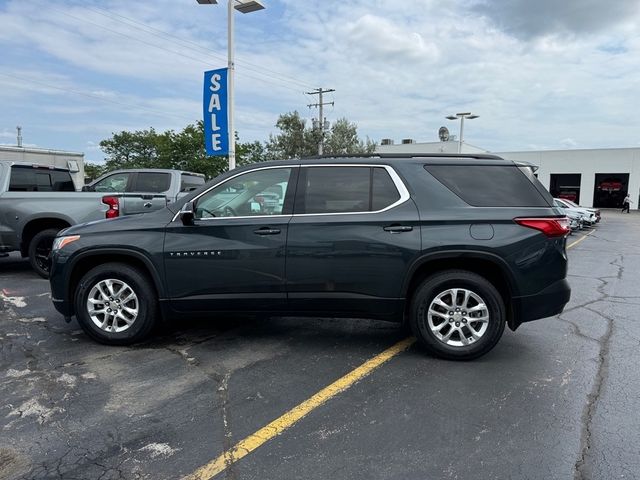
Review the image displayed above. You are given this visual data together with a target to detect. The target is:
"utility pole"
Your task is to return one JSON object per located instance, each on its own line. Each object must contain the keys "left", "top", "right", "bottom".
{"left": 307, "top": 87, "right": 335, "bottom": 155}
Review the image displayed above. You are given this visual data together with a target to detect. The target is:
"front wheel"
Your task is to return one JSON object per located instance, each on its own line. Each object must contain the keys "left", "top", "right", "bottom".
{"left": 409, "top": 270, "right": 506, "bottom": 360}
{"left": 28, "top": 228, "right": 60, "bottom": 279}
{"left": 74, "top": 263, "right": 158, "bottom": 345}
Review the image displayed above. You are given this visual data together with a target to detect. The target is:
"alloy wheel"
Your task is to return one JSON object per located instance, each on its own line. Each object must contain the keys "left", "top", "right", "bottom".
{"left": 86, "top": 279, "right": 139, "bottom": 333}
{"left": 427, "top": 288, "right": 489, "bottom": 347}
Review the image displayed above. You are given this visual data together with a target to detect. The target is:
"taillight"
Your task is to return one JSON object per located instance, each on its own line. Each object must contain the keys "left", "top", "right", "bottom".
{"left": 514, "top": 217, "right": 570, "bottom": 237}
{"left": 102, "top": 196, "right": 120, "bottom": 219}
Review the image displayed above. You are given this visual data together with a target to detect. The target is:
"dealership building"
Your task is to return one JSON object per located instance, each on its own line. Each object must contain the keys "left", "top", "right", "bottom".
{"left": 376, "top": 139, "right": 640, "bottom": 210}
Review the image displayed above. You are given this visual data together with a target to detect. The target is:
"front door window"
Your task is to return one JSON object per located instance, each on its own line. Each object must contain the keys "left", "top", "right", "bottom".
{"left": 195, "top": 167, "right": 292, "bottom": 218}
{"left": 93, "top": 173, "right": 130, "bottom": 192}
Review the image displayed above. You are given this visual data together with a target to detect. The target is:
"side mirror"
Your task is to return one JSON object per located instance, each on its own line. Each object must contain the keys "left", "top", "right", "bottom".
{"left": 179, "top": 201, "right": 195, "bottom": 226}
{"left": 82, "top": 185, "right": 92, "bottom": 192}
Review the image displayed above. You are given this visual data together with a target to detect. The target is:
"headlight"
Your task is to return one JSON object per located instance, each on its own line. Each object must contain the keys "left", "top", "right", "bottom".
{"left": 52, "top": 235, "right": 80, "bottom": 251}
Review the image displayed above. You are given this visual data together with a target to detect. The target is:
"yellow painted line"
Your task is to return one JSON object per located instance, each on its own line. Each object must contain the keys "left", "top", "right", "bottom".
{"left": 567, "top": 230, "right": 594, "bottom": 249}
{"left": 183, "top": 337, "right": 415, "bottom": 480}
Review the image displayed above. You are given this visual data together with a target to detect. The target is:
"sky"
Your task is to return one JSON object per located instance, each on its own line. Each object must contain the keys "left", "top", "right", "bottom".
{"left": 1, "top": 0, "right": 639, "bottom": 163}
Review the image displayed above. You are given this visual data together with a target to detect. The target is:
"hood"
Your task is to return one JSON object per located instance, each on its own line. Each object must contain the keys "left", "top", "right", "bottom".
{"left": 62, "top": 208, "right": 175, "bottom": 235}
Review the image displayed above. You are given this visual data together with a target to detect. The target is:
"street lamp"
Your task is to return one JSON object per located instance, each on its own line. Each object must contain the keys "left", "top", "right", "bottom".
{"left": 197, "top": 0, "right": 265, "bottom": 170}
{"left": 445, "top": 112, "right": 479, "bottom": 154}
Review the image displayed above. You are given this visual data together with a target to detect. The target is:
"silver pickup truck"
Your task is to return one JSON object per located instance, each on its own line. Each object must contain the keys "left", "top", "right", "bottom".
{"left": 83, "top": 168, "right": 205, "bottom": 204}
{"left": 0, "top": 163, "right": 202, "bottom": 278}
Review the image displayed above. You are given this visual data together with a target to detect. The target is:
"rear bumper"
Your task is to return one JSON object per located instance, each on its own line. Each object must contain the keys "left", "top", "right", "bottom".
{"left": 510, "top": 278, "right": 571, "bottom": 330}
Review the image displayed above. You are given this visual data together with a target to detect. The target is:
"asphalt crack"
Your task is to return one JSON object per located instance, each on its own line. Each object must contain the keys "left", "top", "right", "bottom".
{"left": 573, "top": 306, "right": 614, "bottom": 480}
{"left": 571, "top": 256, "right": 622, "bottom": 480}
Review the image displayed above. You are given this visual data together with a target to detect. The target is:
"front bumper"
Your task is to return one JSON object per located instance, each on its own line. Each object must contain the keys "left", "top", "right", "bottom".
{"left": 510, "top": 278, "right": 571, "bottom": 330}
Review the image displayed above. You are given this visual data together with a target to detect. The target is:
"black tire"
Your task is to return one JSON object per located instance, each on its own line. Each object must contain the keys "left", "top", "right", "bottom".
{"left": 74, "top": 263, "right": 158, "bottom": 345}
{"left": 409, "top": 270, "right": 506, "bottom": 361}
{"left": 28, "top": 228, "right": 60, "bottom": 279}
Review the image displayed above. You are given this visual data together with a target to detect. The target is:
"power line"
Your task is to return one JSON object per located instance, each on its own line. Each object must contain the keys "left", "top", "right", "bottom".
{"left": 0, "top": 72, "right": 195, "bottom": 123}
{"left": 79, "top": 3, "right": 315, "bottom": 90}
{"left": 49, "top": 6, "right": 307, "bottom": 94}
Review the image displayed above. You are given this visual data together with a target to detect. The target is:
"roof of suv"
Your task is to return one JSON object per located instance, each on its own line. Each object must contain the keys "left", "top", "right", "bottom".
{"left": 302, "top": 153, "right": 506, "bottom": 163}
{"left": 231, "top": 153, "right": 513, "bottom": 170}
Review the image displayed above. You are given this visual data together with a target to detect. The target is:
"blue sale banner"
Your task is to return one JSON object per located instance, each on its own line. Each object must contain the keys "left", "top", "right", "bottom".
{"left": 203, "top": 68, "right": 229, "bottom": 156}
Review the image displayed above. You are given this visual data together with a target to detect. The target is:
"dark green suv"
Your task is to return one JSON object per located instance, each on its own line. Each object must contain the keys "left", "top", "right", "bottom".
{"left": 50, "top": 154, "right": 570, "bottom": 360}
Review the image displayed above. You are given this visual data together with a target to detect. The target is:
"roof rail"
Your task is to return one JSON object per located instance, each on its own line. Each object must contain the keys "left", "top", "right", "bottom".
{"left": 303, "top": 153, "right": 504, "bottom": 160}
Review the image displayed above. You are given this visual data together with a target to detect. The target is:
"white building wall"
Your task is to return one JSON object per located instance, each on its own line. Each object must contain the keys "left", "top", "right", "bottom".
{"left": 377, "top": 140, "right": 487, "bottom": 155}
{"left": 0, "top": 146, "right": 85, "bottom": 190}
{"left": 497, "top": 148, "right": 640, "bottom": 209}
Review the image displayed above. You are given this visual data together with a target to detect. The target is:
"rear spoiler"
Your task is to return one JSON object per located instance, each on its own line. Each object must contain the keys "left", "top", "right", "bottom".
{"left": 515, "top": 161, "right": 539, "bottom": 173}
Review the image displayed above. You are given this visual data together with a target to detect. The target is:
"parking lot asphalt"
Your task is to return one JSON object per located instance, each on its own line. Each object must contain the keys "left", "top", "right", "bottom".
{"left": 1, "top": 210, "right": 639, "bottom": 480}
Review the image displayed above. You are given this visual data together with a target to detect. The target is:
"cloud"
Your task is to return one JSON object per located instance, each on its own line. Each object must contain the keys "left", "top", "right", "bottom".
{"left": 342, "top": 14, "right": 439, "bottom": 63}
{"left": 0, "top": 129, "right": 17, "bottom": 139}
{"left": 471, "top": 0, "right": 640, "bottom": 40}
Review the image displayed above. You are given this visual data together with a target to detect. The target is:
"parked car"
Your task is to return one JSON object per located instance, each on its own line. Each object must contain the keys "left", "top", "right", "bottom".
{"left": 553, "top": 198, "right": 598, "bottom": 225}
{"left": 564, "top": 210, "right": 583, "bottom": 232}
{"left": 557, "top": 191, "right": 578, "bottom": 203}
{"left": 50, "top": 154, "right": 571, "bottom": 360}
{"left": 598, "top": 180, "right": 623, "bottom": 192}
{"left": 561, "top": 198, "right": 601, "bottom": 222}
{"left": 0, "top": 162, "right": 165, "bottom": 277}
{"left": 84, "top": 168, "right": 205, "bottom": 205}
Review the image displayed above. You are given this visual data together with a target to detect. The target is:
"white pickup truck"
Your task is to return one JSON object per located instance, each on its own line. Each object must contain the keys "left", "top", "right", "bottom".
{"left": 0, "top": 163, "right": 204, "bottom": 277}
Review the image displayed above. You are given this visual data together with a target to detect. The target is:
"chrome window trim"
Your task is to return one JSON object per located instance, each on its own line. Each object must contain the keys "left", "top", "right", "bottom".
{"left": 171, "top": 165, "right": 292, "bottom": 222}
{"left": 295, "top": 164, "right": 409, "bottom": 217}
{"left": 171, "top": 163, "right": 410, "bottom": 222}
{"left": 191, "top": 214, "right": 293, "bottom": 222}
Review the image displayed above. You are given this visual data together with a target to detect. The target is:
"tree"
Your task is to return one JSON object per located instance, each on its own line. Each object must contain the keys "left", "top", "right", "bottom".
{"left": 264, "top": 111, "right": 318, "bottom": 159}
{"left": 97, "top": 112, "right": 375, "bottom": 179}
{"left": 323, "top": 118, "right": 376, "bottom": 155}
{"left": 99, "top": 128, "right": 164, "bottom": 171}
{"left": 83, "top": 162, "right": 107, "bottom": 182}
{"left": 236, "top": 140, "right": 267, "bottom": 166}
{"left": 99, "top": 122, "right": 258, "bottom": 179}
{"left": 264, "top": 111, "right": 374, "bottom": 159}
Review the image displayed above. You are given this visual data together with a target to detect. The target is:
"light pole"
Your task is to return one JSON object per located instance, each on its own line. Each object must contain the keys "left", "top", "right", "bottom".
{"left": 445, "top": 112, "right": 479, "bottom": 154}
{"left": 197, "top": 0, "right": 265, "bottom": 170}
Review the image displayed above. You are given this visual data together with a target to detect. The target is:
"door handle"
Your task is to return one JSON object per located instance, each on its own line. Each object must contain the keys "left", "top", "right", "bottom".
{"left": 383, "top": 225, "right": 413, "bottom": 233}
{"left": 143, "top": 202, "right": 153, "bottom": 208}
{"left": 254, "top": 227, "right": 281, "bottom": 235}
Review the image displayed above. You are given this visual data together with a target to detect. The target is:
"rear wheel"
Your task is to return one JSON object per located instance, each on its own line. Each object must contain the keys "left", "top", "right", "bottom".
{"left": 28, "top": 228, "right": 60, "bottom": 279}
{"left": 409, "top": 270, "right": 506, "bottom": 360}
{"left": 74, "top": 263, "right": 158, "bottom": 345}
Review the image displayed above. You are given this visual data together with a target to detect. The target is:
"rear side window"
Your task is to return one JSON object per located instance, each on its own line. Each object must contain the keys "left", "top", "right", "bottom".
{"left": 299, "top": 167, "right": 370, "bottom": 214}
{"left": 372, "top": 168, "right": 401, "bottom": 211}
{"left": 295, "top": 166, "right": 402, "bottom": 214}
{"left": 9, "top": 168, "right": 37, "bottom": 191}
{"left": 180, "top": 174, "right": 205, "bottom": 192}
{"left": 424, "top": 165, "right": 551, "bottom": 207}
{"left": 134, "top": 172, "right": 171, "bottom": 192}
{"left": 50, "top": 170, "right": 75, "bottom": 191}
{"left": 36, "top": 172, "right": 52, "bottom": 191}
{"left": 9, "top": 166, "right": 74, "bottom": 192}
